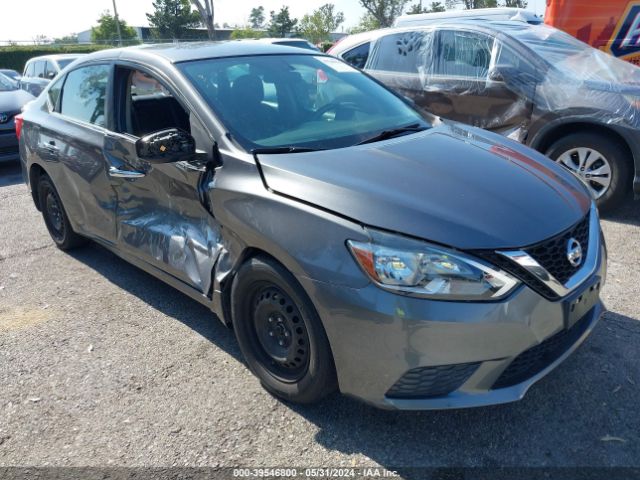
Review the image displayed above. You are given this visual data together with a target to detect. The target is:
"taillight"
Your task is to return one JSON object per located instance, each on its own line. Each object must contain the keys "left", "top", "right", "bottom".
{"left": 15, "top": 114, "right": 23, "bottom": 140}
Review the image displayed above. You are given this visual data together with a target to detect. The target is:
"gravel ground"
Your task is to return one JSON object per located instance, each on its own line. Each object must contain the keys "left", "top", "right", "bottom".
{"left": 1, "top": 160, "right": 639, "bottom": 473}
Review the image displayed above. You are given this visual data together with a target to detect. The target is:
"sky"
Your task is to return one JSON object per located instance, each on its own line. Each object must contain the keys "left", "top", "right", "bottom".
{"left": 0, "top": 0, "right": 547, "bottom": 42}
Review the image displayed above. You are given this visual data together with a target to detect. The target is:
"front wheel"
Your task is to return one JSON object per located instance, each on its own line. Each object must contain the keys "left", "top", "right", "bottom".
{"left": 231, "top": 256, "right": 337, "bottom": 404}
{"left": 546, "top": 133, "right": 632, "bottom": 213}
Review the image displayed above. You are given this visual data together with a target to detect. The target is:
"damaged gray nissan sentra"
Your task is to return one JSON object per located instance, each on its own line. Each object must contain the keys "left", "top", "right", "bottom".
{"left": 18, "top": 42, "right": 606, "bottom": 410}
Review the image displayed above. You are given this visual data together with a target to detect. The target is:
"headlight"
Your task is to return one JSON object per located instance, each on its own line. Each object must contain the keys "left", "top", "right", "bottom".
{"left": 347, "top": 232, "right": 520, "bottom": 301}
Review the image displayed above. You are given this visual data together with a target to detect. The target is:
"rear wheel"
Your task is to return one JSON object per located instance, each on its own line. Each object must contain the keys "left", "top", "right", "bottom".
{"left": 546, "top": 133, "right": 632, "bottom": 212}
{"left": 38, "top": 175, "right": 86, "bottom": 250}
{"left": 231, "top": 256, "right": 337, "bottom": 404}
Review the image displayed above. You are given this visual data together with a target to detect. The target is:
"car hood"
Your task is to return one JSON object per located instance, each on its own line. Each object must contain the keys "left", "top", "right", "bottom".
{"left": 257, "top": 124, "right": 591, "bottom": 250}
{"left": 0, "top": 89, "right": 34, "bottom": 112}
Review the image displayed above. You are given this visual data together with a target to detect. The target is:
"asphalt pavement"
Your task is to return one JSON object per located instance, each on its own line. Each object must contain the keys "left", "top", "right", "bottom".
{"left": 1, "top": 160, "right": 639, "bottom": 474}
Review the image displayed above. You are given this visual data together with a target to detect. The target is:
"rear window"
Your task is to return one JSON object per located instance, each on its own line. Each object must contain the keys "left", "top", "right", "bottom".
{"left": 56, "top": 58, "right": 78, "bottom": 70}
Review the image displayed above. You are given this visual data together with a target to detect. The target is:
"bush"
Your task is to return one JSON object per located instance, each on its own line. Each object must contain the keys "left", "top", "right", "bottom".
{"left": 0, "top": 45, "right": 110, "bottom": 72}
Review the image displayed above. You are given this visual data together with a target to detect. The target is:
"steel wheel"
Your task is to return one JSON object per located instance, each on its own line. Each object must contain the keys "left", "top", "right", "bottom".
{"left": 44, "top": 189, "right": 65, "bottom": 242}
{"left": 555, "top": 147, "right": 612, "bottom": 199}
{"left": 232, "top": 256, "right": 337, "bottom": 404}
{"left": 251, "top": 284, "right": 310, "bottom": 382}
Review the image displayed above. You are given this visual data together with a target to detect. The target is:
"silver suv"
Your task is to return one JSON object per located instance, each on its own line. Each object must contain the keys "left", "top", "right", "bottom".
{"left": 20, "top": 54, "right": 82, "bottom": 97}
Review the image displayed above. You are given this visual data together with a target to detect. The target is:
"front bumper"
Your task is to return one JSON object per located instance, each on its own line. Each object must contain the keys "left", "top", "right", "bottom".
{"left": 299, "top": 243, "right": 606, "bottom": 410}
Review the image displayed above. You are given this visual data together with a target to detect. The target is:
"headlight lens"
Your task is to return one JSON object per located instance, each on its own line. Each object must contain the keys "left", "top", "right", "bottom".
{"left": 347, "top": 236, "right": 520, "bottom": 301}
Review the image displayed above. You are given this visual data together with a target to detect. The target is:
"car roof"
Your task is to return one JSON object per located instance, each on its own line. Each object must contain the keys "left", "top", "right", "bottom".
{"left": 82, "top": 41, "right": 320, "bottom": 65}
{"left": 26, "top": 54, "right": 84, "bottom": 63}
{"left": 394, "top": 8, "right": 541, "bottom": 26}
{"left": 331, "top": 20, "right": 537, "bottom": 55}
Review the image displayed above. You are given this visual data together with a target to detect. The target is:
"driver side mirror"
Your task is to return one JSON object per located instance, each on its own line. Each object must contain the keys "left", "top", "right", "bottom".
{"left": 47, "top": 71, "right": 56, "bottom": 80}
{"left": 136, "top": 128, "right": 197, "bottom": 164}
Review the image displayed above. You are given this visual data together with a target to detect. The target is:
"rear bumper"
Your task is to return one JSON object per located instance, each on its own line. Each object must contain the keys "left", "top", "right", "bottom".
{"left": 299, "top": 243, "right": 606, "bottom": 410}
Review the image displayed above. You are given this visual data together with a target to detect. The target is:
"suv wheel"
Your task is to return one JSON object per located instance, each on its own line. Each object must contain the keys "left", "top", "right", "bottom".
{"left": 38, "top": 175, "right": 86, "bottom": 250}
{"left": 546, "top": 133, "right": 632, "bottom": 212}
{"left": 231, "top": 256, "right": 337, "bottom": 404}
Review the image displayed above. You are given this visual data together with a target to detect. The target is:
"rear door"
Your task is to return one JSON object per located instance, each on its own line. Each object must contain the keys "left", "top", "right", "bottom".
{"left": 104, "top": 64, "right": 221, "bottom": 294}
{"left": 37, "top": 63, "right": 118, "bottom": 243}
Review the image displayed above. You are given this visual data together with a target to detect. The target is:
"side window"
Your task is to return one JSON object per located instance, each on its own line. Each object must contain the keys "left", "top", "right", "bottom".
{"left": 47, "top": 76, "right": 64, "bottom": 111}
{"left": 120, "top": 68, "right": 190, "bottom": 137}
{"left": 23, "top": 62, "right": 34, "bottom": 78}
{"left": 367, "top": 31, "right": 427, "bottom": 74}
{"left": 60, "top": 64, "right": 110, "bottom": 127}
{"left": 342, "top": 43, "right": 371, "bottom": 69}
{"left": 44, "top": 61, "right": 57, "bottom": 79}
{"left": 433, "top": 30, "right": 494, "bottom": 79}
{"left": 34, "top": 61, "right": 46, "bottom": 79}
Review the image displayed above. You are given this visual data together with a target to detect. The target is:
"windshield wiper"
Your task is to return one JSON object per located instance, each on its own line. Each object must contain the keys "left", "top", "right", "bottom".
{"left": 251, "top": 146, "right": 323, "bottom": 155}
{"left": 356, "top": 123, "right": 428, "bottom": 146}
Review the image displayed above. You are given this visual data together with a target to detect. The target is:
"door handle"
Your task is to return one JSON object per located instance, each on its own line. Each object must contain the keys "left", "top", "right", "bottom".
{"left": 108, "top": 166, "right": 145, "bottom": 179}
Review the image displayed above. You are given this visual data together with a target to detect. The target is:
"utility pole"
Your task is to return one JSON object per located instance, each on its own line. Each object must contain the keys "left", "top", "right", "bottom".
{"left": 112, "top": 0, "right": 123, "bottom": 46}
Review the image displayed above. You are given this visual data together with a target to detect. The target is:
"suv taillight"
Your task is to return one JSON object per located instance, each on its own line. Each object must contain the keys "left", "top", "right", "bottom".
{"left": 15, "top": 114, "right": 23, "bottom": 140}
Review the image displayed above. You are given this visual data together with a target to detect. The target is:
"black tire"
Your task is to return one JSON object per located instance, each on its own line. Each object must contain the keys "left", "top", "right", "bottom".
{"left": 38, "top": 175, "right": 86, "bottom": 250}
{"left": 231, "top": 256, "right": 337, "bottom": 404}
{"left": 546, "top": 132, "right": 632, "bottom": 213}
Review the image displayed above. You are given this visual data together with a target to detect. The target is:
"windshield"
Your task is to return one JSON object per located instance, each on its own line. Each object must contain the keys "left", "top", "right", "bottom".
{"left": 56, "top": 58, "right": 78, "bottom": 70}
{"left": 179, "top": 54, "right": 428, "bottom": 151}
{"left": 510, "top": 24, "right": 640, "bottom": 84}
{"left": 0, "top": 73, "right": 16, "bottom": 91}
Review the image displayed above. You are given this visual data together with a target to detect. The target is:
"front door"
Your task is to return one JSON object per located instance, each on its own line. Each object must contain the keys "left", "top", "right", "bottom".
{"left": 105, "top": 65, "right": 222, "bottom": 294}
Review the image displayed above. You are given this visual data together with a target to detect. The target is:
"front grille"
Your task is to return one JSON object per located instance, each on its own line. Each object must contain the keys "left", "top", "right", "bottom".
{"left": 386, "top": 362, "right": 480, "bottom": 399}
{"left": 0, "top": 145, "right": 18, "bottom": 156}
{"left": 472, "top": 213, "right": 591, "bottom": 300}
{"left": 525, "top": 214, "right": 590, "bottom": 285}
{"left": 492, "top": 309, "right": 594, "bottom": 389}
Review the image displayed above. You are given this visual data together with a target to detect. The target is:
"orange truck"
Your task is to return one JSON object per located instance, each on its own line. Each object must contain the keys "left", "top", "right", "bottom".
{"left": 545, "top": 0, "right": 640, "bottom": 65}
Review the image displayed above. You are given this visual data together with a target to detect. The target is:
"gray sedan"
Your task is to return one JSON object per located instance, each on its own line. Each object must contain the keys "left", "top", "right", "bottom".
{"left": 18, "top": 42, "right": 606, "bottom": 409}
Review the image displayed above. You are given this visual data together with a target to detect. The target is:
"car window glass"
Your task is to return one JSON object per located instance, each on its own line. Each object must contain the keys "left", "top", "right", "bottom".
{"left": 368, "top": 32, "right": 427, "bottom": 73}
{"left": 34, "top": 61, "right": 46, "bottom": 78}
{"left": 60, "top": 64, "right": 109, "bottom": 127}
{"left": 122, "top": 68, "right": 190, "bottom": 137}
{"left": 180, "top": 54, "right": 428, "bottom": 151}
{"left": 342, "top": 42, "right": 371, "bottom": 69}
{"left": 24, "top": 62, "right": 34, "bottom": 77}
{"left": 56, "top": 58, "right": 77, "bottom": 70}
{"left": 433, "top": 30, "right": 494, "bottom": 79}
{"left": 45, "top": 61, "right": 57, "bottom": 78}
{"left": 47, "top": 76, "right": 64, "bottom": 110}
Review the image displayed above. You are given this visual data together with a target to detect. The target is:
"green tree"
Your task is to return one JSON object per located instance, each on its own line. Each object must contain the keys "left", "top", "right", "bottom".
{"left": 299, "top": 4, "right": 345, "bottom": 44}
{"left": 249, "top": 6, "right": 266, "bottom": 29}
{"left": 231, "top": 27, "right": 265, "bottom": 39}
{"left": 53, "top": 34, "right": 79, "bottom": 44}
{"left": 447, "top": 0, "right": 497, "bottom": 8}
{"left": 147, "top": 0, "right": 201, "bottom": 40}
{"left": 502, "top": 0, "right": 527, "bottom": 6}
{"left": 429, "top": 1, "right": 446, "bottom": 11}
{"left": 349, "top": 12, "right": 381, "bottom": 33}
{"left": 91, "top": 11, "right": 138, "bottom": 46}
{"left": 267, "top": 6, "right": 298, "bottom": 38}
{"left": 358, "top": 0, "right": 410, "bottom": 27}
{"left": 407, "top": 2, "right": 428, "bottom": 14}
